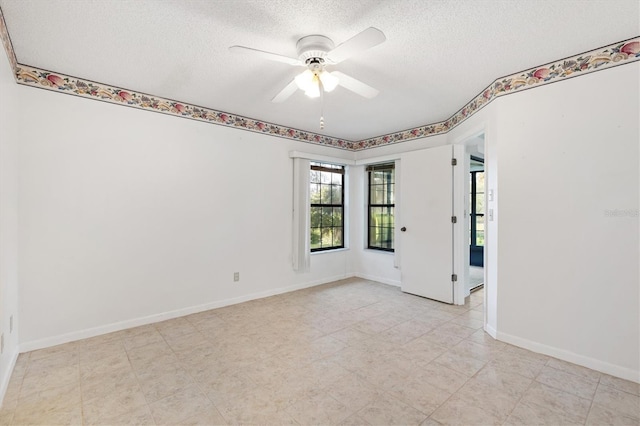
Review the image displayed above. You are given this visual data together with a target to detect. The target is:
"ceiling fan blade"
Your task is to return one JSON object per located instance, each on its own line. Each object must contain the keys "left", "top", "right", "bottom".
{"left": 332, "top": 71, "right": 379, "bottom": 99}
{"left": 272, "top": 79, "right": 299, "bottom": 103}
{"left": 229, "top": 46, "right": 302, "bottom": 66}
{"left": 326, "top": 27, "right": 386, "bottom": 64}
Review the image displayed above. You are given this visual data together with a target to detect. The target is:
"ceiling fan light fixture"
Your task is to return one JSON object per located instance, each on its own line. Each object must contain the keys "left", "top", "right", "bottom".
{"left": 304, "top": 83, "right": 320, "bottom": 98}
{"left": 294, "top": 69, "right": 314, "bottom": 91}
{"left": 319, "top": 71, "right": 339, "bottom": 92}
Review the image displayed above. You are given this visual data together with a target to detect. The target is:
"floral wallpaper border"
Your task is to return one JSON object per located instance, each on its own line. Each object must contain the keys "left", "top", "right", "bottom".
{"left": 355, "top": 37, "right": 640, "bottom": 150}
{"left": 13, "top": 63, "right": 353, "bottom": 150}
{"left": 0, "top": 7, "right": 637, "bottom": 151}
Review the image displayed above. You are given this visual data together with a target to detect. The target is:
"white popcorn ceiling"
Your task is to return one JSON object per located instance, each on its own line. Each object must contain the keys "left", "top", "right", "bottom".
{"left": 1, "top": 0, "right": 638, "bottom": 141}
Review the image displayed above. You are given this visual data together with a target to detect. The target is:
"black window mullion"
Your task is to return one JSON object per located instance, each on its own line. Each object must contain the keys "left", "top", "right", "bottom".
{"left": 470, "top": 171, "right": 477, "bottom": 247}
{"left": 310, "top": 162, "right": 344, "bottom": 252}
{"left": 367, "top": 165, "right": 395, "bottom": 252}
{"left": 470, "top": 169, "right": 485, "bottom": 247}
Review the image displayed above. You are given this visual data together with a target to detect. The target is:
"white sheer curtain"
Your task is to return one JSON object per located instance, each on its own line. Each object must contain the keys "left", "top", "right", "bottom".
{"left": 292, "top": 157, "right": 310, "bottom": 272}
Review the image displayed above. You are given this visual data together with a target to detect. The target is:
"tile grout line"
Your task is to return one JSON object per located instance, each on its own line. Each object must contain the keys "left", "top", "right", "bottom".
{"left": 156, "top": 321, "right": 227, "bottom": 425}
{"left": 500, "top": 375, "right": 538, "bottom": 425}
{"left": 78, "top": 353, "right": 86, "bottom": 426}
{"left": 125, "top": 333, "right": 158, "bottom": 426}
{"left": 583, "top": 372, "right": 601, "bottom": 426}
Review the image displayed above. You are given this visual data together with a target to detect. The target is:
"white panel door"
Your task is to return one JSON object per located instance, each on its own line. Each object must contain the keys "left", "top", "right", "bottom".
{"left": 400, "top": 145, "right": 454, "bottom": 303}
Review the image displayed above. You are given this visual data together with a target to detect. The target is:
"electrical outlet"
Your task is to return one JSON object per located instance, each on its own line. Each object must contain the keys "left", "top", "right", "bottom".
{"left": 233, "top": 272, "right": 240, "bottom": 282}
{"left": 9, "top": 315, "right": 13, "bottom": 333}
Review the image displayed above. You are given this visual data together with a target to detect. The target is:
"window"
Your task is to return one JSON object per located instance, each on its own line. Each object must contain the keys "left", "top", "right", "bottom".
{"left": 470, "top": 169, "right": 485, "bottom": 247}
{"left": 367, "top": 163, "right": 395, "bottom": 251}
{"left": 310, "top": 162, "right": 344, "bottom": 251}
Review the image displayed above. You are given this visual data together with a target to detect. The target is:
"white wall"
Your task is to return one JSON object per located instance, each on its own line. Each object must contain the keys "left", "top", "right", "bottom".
{"left": 494, "top": 63, "right": 639, "bottom": 380}
{"left": 0, "top": 53, "right": 20, "bottom": 400}
{"left": 354, "top": 61, "right": 640, "bottom": 381}
{"left": 16, "top": 85, "right": 355, "bottom": 349}
{"left": 3, "top": 45, "right": 639, "bottom": 384}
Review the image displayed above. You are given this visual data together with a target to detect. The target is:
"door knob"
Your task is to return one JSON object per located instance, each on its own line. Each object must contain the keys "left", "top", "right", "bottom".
{"left": 400, "top": 227, "right": 407, "bottom": 232}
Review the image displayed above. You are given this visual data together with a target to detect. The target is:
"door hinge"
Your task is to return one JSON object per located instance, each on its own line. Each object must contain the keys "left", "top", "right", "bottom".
{"left": 451, "top": 216, "right": 457, "bottom": 224}
{"left": 451, "top": 158, "right": 457, "bottom": 166}
{"left": 452, "top": 274, "right": 458, "bottom": 282}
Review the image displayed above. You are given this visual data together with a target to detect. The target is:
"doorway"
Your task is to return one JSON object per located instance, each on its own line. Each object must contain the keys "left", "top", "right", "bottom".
{"left": 458, "top": 135, "right": 486, "bottom": 298}
{"left": 398, "top": 138, "right": 487, "bottom": 306}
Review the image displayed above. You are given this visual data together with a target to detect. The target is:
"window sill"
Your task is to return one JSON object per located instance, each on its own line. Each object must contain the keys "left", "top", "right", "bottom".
{"left": 311, "top": 248, "right": 350, "bottom": 255}
{"left": 364, "top": 248, "right": 395, "bottom": 255}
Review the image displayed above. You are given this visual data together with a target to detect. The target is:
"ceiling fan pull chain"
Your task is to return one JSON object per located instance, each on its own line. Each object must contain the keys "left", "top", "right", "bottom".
{"left": 319, "top": 79, "right": 325, "bottom": 130}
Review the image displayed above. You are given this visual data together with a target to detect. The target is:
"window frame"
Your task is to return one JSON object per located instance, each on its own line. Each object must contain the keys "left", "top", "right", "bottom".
{"left": 470, "top": 156, "right": 485, "bottom": 248}
{"left": 367, "top": 163, "right": 395, "bottom": 252}
{"left": 310, "top": 162, "right": 345, "bottom": 252}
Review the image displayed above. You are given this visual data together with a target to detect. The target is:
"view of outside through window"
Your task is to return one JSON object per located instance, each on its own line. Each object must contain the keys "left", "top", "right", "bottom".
{"left": 368, "top": 165, "right": 395, "bottom": 251}
{"left": 470, "top": 171, "right": 485, "bottom": 246}
{"left": 310, "top": 162, "right": 344, "bottom": 251}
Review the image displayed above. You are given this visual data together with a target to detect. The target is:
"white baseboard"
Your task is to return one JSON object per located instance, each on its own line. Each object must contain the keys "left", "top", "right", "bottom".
{"left": 20, "top": 274, "right": 354, "bottom": 353}
{"left": 484, "top": 323, "right": 497, "bottom": 339}
{"left": 0, "top": 348, "right": 19, "bottom": 408}
{"left": 355, "top": 273, "right": 401, "bottom": 287}
{"left": 497, "top": 330, "right": 640, "bottom": 384}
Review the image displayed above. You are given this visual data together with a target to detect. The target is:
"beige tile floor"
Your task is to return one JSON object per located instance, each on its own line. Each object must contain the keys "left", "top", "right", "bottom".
{"left": 1, "top": 278, "right": 639, "bottom": 425}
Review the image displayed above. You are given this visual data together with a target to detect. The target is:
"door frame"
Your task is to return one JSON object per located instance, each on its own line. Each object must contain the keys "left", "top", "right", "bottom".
{"left": 452, "top": 125, "right": 495, "bottom": 336}
{"left": 452, "top": 144, "right": 467, "bottom": 305}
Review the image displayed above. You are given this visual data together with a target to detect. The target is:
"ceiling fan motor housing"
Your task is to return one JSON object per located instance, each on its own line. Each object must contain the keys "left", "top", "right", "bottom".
{"left": 296, "top": 35, "right": 335, "bottom": 65}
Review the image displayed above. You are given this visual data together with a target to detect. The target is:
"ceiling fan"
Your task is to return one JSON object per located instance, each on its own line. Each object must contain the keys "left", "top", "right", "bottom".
{"left": 229, "top": 27, "right": 386, "bottom": 103}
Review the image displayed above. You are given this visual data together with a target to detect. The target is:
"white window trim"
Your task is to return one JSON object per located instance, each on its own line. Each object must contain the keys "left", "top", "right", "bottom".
{"left": 289, "top": 151, "right": 356, "bottom": 165}
{"left": 356, "top": 155, "right": 402, "bottom": 269}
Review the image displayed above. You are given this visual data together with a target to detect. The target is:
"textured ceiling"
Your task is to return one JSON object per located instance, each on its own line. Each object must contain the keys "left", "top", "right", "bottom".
{"left": 1, "top": 0, "right": 638, "bottom": 141}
